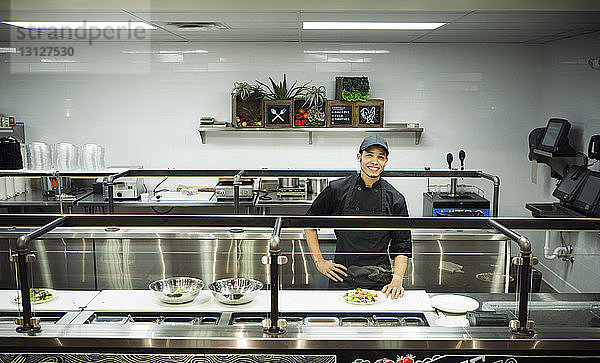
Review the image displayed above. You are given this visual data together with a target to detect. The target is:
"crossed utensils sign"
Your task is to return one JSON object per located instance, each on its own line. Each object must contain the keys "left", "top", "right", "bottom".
{"left": 270, "top": 107, "right": 287, "bottom": 123}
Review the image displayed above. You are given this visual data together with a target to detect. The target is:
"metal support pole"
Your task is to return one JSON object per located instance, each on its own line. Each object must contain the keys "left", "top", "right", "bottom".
{"left": 265, "top": 217, "right": 285, "bottom": 335}
{"left": 488, "top": 219, "right": 534, "bottom": 335}
{"left": 14, "top": 216, "right": 67, "bottom": 334}
{"left": 15, "top": 252, "right": 36, "bottom": 334}
{"left": 107, "top": 182, "right": 115, "bottom": 214}
{"left": 517, "top": 256, "right": 533, "bottom": 333}
{"left": 233, "top": 170, "right": 243, "bottom": 215}
{"left": 478, "top": 172, "right": 500, "bottom": 217}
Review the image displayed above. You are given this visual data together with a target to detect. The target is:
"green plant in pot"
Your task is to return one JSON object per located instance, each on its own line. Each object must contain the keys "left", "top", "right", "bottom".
{"left": 342, "top": 77, "right": 370, "bottom": 102}
{"left": 256, "top": 74, "right": 310, "bottom": 100}
{"left": 231, "top": 82, "right": 265, "bottom": 127}
{"left": 302, "top": 85, "right": 326, "bottom": 127}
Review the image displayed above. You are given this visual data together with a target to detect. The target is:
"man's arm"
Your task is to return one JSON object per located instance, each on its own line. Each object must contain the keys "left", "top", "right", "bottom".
{"left": 304, "top": 228, "right": 347, "bottom": 282}
{"left": 382, "top": 191, "right": 412, "bottom": 299}
{"left": 382, "top": 254, "right": 408, "bottom": 299}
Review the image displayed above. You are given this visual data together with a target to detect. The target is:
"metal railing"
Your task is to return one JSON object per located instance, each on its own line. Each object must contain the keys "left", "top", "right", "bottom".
{"left": 3, "top": 214, "right": 599, "bottom": 336}
{"left": 0, "top": 169, "right": 501, "bottom": 215}
{"left": 106, "top": 168, "right": 501, "bottom": 216}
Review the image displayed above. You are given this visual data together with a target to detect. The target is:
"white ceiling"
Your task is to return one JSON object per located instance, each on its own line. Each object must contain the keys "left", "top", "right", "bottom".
{"left": 1, "top": 9, "right": 599, "bottom": 43}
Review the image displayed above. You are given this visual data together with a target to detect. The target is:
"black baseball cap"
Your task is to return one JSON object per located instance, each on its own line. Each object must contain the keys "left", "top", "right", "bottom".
{"left": 359, "top": 135, "right": 389, "bottom": 155}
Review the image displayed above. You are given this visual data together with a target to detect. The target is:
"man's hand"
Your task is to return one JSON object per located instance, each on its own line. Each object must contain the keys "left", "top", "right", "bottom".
{"left": 381, "top": 275, "right": 404, "bottom": 299}
{"left": 315, "top": 259, "right": 348, "bottom": 282}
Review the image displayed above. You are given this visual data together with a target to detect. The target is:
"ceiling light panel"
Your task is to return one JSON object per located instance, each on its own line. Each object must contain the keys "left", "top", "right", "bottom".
{"left": 303, "top": 22, "right": 445, "bottom": 30}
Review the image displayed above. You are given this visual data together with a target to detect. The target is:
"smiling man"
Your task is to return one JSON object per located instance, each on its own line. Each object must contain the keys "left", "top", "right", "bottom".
{"left": 304, "top": 135, "right": 412, "bottom": 299}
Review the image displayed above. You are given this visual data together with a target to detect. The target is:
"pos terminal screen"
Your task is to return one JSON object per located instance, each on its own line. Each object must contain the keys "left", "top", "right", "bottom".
{"left": 539, "top": 119, "right": 570, "bottom": 153}
{"left": 553, "top": 167, "right": 588, "bottom": 203}
{"left": 573, "top": 172, "right": 600, "bottom": 214}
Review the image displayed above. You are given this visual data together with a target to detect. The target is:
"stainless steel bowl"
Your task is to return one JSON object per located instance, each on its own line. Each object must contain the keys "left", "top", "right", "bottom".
{"left": 149, "top": 277, "right": 203, "bottom": 304}
{"left": 208, "top": 278, "right": 263, "bottom": 305}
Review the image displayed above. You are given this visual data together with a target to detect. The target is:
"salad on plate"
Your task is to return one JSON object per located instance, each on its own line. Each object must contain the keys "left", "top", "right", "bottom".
{"left": 13, "top": 288, "right": 56, "bottom": 304}
{"left": 341, "top": 288, "right": 382, "bottom": 305}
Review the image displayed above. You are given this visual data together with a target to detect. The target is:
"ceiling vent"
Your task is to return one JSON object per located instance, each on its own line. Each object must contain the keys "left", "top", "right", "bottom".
{"left": 163, "top": 22, "right": 230, "bottom": 31}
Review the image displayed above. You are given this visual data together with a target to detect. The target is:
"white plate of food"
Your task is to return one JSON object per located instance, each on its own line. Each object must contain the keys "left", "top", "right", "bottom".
{"left": 430, "top": 294, "right": 479, "bottom": 313}
{"left": 13, "top": 288, "right": 57, "bottom": 304}
{"left": 340, "top": 288, "right": 383, "bottom": 305}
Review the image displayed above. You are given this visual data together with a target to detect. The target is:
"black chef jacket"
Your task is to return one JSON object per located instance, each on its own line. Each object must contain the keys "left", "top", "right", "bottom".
{"left": 306, "top": 173, "right": 412, "bottom": 289}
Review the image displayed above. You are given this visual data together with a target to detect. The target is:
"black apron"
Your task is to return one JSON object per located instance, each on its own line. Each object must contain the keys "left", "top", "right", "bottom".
{"left": 329, "top": 173, "right": 393, "bottom": 290}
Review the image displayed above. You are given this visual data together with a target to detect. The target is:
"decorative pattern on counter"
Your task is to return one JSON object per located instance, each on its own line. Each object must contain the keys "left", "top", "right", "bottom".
{"left": 0, "top": 354, "right": 336, "bottom": 363}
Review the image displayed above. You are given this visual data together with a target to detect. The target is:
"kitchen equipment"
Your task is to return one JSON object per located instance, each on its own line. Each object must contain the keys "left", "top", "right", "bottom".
{"left": 446, "top": 152, "right": 453, "bottom": 169}
{"left": 277, "top": 184, "right": 307, "bottom": 198}
{"left": 423, "top": 191, "right": 490, "bottom": 216}
{"left": 215, "top": 177, "right": 254, "bottom": 200}
{"left": 208, "top": 278, "right": 263, "bottom": 305}
{"left": 103, "top": 177, "right": 144, "bottom": 199}
{"left": 572, "top": 170, "right": 600, "bottom": 216}
{"left": 466, "top": 311, "right": 509, "bottom": 327}
{"left": 304, "top": 317, "right": 339, "bottom": 326}
{"left": 148, "top": 277, "right": 203, "bottom": 304}
{"left": 276, "top": 178, "right": 307, "bottom": 198}
{"left": 26, "top": 142, "right": 52, "bottom": 170}
{"left": 83, "top": 312, "right": 220, "bottom": 325}
{"left": 552, "top": 165, "right": 588, "bottom": 204}
{"left": 81, "top": 143, "right": 105, "bottom": 171}
{"left": 430, "top": 294, "right": 479, "bottom": 314}
{"left": 278, "top": 177, "right": 300, "bottom": 188}
{"left": 307, "top": 178, "right": 328, "bottom": 195}
{"left": 228, "top": 312, "right": 428, "bottom": 327}
{"left": 0, "top": 136, "right": 23, "bottom": 169}
{"left": 54, "top": 142, "right": 79, "bottom": 170}
{"left": 42, "top": 176, "right": 72, "bottom": 196}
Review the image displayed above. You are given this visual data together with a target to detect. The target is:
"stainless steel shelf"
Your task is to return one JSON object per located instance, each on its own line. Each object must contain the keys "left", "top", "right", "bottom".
{"left": 197, "top": 125, "right": 424, "bottom": 145}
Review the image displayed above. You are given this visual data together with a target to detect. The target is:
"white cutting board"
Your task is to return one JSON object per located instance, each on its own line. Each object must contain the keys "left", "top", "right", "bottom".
{"left": 280, "top": 290, "right": 433, "bottom": 312}
{"left": 86, "top": 290, "right": 266, "bottom": 312}
{"left": 84, "top": 290, "right": 432, "bottom": 313}
{"left": 0, "top": 290, "right": 101, "bottom": 312}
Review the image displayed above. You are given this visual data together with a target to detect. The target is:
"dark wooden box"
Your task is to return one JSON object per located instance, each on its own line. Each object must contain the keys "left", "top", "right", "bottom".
{"left": 335, "top": 76, "right": 370, "bottom": 101}
{"left": 356, "top": 99, "right": 384, "bottom": 128}
{"left": 231, "top": 94, "right": 264, "bottom": 128}
{"left": 264, "top": 100, "right": 293, "bottom": 128}
{"left": 293, "top": 99, "right": 326, "bottom": 127}
{"left": 326, "top": 100, "right": 356, "bottom": 128}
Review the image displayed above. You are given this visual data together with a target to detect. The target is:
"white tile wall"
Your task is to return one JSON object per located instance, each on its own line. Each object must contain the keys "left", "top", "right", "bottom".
{"left": 1, "top": 40, "right": 546, "bottom": 219}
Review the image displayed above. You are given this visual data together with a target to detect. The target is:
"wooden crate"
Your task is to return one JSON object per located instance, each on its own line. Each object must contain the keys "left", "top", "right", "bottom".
{"left": 231, "top": 94, "right": 264, "bottom": 128}
{"left": 293, "top": 99, "right": 326, "bottom": 127}
{"left": 335, "top": 77, "right": 344, "bottom": 101}
{"left": 264, "top": 100, "right": 293, "bottom": 128}
{"left": 335, "top": 76, "right": 370, "bottom": 101}
{"left": 356, "top": 99, "right": 384, "bottom": 128}
{"left": 326, "top": 100, "right": 356, "bottom": 128}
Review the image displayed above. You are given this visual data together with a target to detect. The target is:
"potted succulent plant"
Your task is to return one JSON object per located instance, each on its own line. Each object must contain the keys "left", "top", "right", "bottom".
{"left": 294, "top": 85, "right": 326, "bottom": 127}
{"left": 256, "top": 74, "right": 310, "bottom": 128}
{"left": 231, "top": 82, "right": 265, "bottom": 128}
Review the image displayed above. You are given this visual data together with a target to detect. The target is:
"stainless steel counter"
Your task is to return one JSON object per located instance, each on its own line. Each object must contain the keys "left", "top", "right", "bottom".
{"left": 0, "top": 293, "right": 598, "bottom": 352}
{"left": 0, "top": 190, "right": 84, "bottom": 207}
